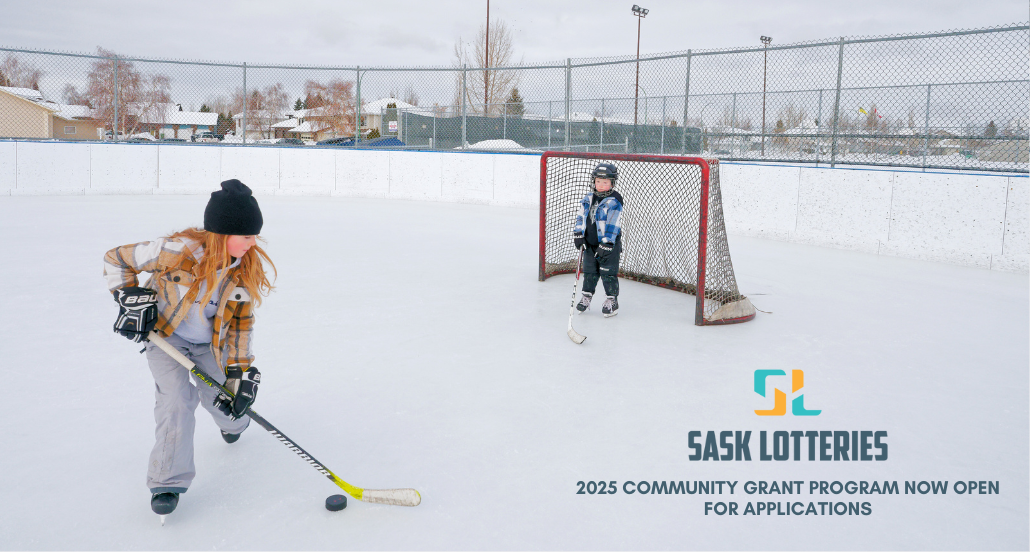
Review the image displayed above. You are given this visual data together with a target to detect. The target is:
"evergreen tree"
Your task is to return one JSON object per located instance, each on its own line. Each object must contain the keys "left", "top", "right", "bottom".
{"left": 985, "top": 120, "right": 997, "bottom": 137}
{"left": 216, "top": 113, "right": 232, "bottom": 135}
{"left": 294, "top": 98, "right": 304, "bottom": 111}
{"left": 505, "top": 88, "right": 525, "bottom": 117}
{"left": 199, "top": 104, "right": 211, "bottom": 113}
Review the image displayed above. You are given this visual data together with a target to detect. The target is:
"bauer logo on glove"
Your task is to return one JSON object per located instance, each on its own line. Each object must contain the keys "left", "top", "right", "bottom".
{"left": 113, "top": 286, "right": 159, "bottom": 343}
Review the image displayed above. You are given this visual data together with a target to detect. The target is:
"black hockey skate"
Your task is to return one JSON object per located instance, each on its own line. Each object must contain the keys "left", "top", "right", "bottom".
{"left": 576, "top": 292, "right": 593, "bottom": 313}
{"left": 221, "top": 430, "right": 241, "bottom": 444}
{"left": 151, "top": 492, "right": 179, "bottom": 515}
{"left": 602, "top": 296, "right": 619, "bottom": 318}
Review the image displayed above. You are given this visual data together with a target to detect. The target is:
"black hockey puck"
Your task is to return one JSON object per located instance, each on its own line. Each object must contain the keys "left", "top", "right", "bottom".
{"left": 325, "top": 494, "right": 347, "bottom": 511}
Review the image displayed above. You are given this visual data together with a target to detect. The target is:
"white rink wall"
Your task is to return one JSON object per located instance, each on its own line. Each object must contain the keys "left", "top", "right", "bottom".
{"left": 0, "top": 140, "right": 1026, "bottom": 273}
{"left": 0, "top": 141, "right": 540, "bottom": 206}
{"left": 720, "top": 163, "right": 1028, "bottom": 273}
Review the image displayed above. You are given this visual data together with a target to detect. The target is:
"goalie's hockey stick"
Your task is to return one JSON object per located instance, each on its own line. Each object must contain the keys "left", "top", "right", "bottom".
{"left": 147, "top": 332, "right": 422, "bottom": 507}
{"left": 567, "top": 248, "right": 587, "bottom": 344}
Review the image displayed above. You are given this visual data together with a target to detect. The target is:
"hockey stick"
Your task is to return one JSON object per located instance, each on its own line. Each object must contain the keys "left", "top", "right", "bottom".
{"left": 567, "top": 247, "right": 587, "bottom": 344}
{"left": 147, "top": 331, "right": 422, "bottom": 507}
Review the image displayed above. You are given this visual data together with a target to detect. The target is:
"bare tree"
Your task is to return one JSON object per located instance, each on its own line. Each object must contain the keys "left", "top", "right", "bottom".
{"left": 387, "top": 85, "right": 420, "bottom": 107}
{"left": 775, "top": 104, "right": 808, "bottom": 131}
{"left": 62, "top": 84, "right": 91, "bottom": 106}
{"left": 453, "top": 19, "right": 521, "bottom": 115}
{"left": 85, "top": 48, "right": 171, "bottom": 136}
{"left": 402, "top": 84, "right": 419, "bottom": 107}
{"left": 863, "top": 103, "right": 883, "bottom": 132}
{"left": 203, "top": 95, "right": 233, "bottom": 118}
{"left": 0, "top": 54, "right": 44, "bottom": 89}
{"left": 231, "top": 83, "right": 289, "bottom": 138}
{"left": 304, "top": 79, "right": 356, "bottom": 138}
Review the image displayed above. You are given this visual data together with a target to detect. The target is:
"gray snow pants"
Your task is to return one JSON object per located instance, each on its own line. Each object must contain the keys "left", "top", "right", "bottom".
{"left": 144, "top": 333, "right": 250, "bottom": 493}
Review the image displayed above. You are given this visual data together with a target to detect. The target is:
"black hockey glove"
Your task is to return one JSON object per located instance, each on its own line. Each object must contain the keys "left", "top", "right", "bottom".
{"left": 214, "top": 365, "right": 260, "bottom": 420}
{"left": 596, "top": 242, "right": 615, "bottom": 263}
{"left": 113, "top": 286, "right": 159, "bottom": 343}
{"left": 573, "top": 233, "right": 585, "bottom": 250}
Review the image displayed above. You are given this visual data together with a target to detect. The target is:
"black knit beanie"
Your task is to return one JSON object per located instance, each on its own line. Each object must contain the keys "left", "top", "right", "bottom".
{"left": 204, "top": 179, "right": 263, "bottom": 235}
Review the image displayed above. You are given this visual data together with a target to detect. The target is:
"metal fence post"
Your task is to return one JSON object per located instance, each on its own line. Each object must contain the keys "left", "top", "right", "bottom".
{"left": 730, "top": 93, "right": 737, "bottom": 129}
{"left": 565, "top": 58, "right": 571, "bottom": 150}
{"left": 112, "top": 56, "right": 119, "bottom": 140}
{"left": 816, "top": 89, "right": 823, "bottom": 165}
{"left": 355, "top": 67, "right": 361, "bottom": 147}
{"left": 547, "top": 101, "right": 552, "bottom": 149}
{"left": 680, "top": 49, "right": 691, "bottom": 154}
{"left": 461, "top": 65, "right": 467, "bottom": 148}
{"left": 660, "top": 95, "right": 667, "bottom": 154}
{"left": 241, "top": 62, "right": 248, "bottom": 144}
{"left": 503, "top": 103, "right": 507, "bottom": 140}
{"left": 829, "top": 38, "right": 845, "bottom": 168}
{"left": 922, "top": 84, "right": 932, "bottom": 171}
{"left": 600, "top": 98, "right": 605, "bottom": 152}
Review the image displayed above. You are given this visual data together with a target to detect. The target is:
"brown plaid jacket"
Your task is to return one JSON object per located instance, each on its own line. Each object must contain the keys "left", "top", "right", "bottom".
{"left": 103, "top": 238, "right": 255, "bottom": 372}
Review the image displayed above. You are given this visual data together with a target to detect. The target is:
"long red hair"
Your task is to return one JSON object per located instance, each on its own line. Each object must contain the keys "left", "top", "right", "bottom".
{"left": 161, "top": 228, "right": 276, "bottom": 307}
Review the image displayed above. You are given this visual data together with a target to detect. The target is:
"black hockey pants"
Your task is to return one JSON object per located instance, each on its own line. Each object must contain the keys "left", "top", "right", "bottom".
{"left": 581, "top": 241, "right": 621, "bottom": 297}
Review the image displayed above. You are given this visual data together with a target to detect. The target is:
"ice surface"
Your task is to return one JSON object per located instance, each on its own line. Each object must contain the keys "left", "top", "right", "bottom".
{"left": 0, "top": 195, "right": 1026, "bottom": 549}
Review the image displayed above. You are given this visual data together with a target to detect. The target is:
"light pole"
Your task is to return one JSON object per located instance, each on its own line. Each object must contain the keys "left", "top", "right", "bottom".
{"left": 760, "top": 35, "right": 772, "bottom": 156}
{"left": 485, "top": 0, "right": 490, "bottom": 114}
{"left": 632, "top": 5, "right": 648, "bottom": 127}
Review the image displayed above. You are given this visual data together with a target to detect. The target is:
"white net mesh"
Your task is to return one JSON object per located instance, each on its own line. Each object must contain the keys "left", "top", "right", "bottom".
{"left": 539, "top": 153, "right": 755, "bottom": 325}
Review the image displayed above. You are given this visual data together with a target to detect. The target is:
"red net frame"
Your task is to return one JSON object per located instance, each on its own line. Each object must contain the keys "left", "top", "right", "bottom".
{"left": 538, "top": 152, "right": 755, "bottom": 326}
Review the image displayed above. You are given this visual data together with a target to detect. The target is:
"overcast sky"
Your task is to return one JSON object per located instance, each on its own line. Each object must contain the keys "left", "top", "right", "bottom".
{"left": 2, "top": 0, "right": 1027, "bottom": 67}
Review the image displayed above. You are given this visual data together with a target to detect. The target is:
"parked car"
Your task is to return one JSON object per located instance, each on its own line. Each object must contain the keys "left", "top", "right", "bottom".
{"left": 316, "top": 136, "right": 406, "bottom": 148}
{"left": 316, "top": 136, "right": 355, "bottom": 146}
{"left": 277, "top": 138, "right": 305, "bottom": 146}
{"left": 192, "top": 132, "right": 222, "bottom": 143}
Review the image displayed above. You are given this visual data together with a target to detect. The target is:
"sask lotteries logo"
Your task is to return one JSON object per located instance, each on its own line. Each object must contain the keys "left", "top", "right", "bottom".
{"left": 754, "top": 370, "right": 821, "bottom": 416}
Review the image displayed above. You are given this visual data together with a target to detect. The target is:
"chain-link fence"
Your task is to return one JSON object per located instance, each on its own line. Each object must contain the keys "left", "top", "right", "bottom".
{"left": 0, "top": 22, "right": 1026, "bottom": 172}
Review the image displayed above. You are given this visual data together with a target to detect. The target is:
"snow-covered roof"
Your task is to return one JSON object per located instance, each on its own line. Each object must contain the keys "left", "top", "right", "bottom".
{"left": 51, "top": 103, "right": 93, "bottom": 120}
{"left": 0, "top": 87, "right": 97, "bottom": 120}
{"left": 232, "top": 110, "right": 291, "bottom": 122}
{"left": 271, "top": 118, "right": 300, "bottom": 129}
{"left": 286, "top": 120, "right": 328, "bottom": 134}
{"left": 780, "top": 120, "right": 823, "bottom": 136}
{"left": 0, "top": 86, "right": 43, "bottom": 100}
{"left": 361, "top": 97, "right": 416, "bottom": 113}
{"left": 128, "top": 103, "right": 217, "bottom": 125}
{"left": 707, "top": 125, "right": 756, "bottom": 135}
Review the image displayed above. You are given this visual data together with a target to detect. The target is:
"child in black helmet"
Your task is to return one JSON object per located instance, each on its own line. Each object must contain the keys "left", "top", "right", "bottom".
{"left": 573, "top": 162, "right": 624, "bottom": 317}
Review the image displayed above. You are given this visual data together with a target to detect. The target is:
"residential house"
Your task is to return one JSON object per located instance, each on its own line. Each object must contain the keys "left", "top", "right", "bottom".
{"left": 360, "top": 98, "right": 416, "bottom": 136}
{"left": 134, "top": 104, "right": 217, "bottom": 139}
{"left": 232, "top": 109, "right": 297, "bottom": 140}
{"left": 0, "top": 86, "right": 103, "bottom": 140}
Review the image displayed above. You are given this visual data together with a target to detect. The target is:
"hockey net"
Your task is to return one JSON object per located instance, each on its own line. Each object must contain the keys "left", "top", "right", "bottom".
{"left": 539, "top": 152, "right": 755, "bottom": 325}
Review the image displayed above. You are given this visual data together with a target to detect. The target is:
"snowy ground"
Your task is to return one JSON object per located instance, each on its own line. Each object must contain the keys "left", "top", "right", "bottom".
{"left": 0, "top": 195, "right": 1026, "bottom": 550}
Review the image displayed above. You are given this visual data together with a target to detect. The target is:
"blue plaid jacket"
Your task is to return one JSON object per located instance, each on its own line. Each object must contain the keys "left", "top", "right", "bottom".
{"left": 574, "top": 192, "right": 624, "bottom": 245}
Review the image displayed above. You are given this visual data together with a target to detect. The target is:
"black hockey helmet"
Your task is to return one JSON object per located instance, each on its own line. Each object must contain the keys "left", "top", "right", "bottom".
{"left": 590, "top": 163, "right": 618, "bottom": 185}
